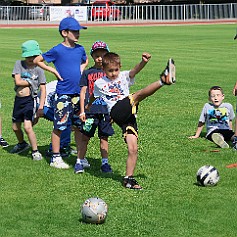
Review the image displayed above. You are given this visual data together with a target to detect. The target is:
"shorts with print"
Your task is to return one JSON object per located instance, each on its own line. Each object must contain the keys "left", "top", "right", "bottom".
{"left": 80, "top": 113, "right": 114, "bottom": 138}
{"left": 110, "top": 96, "right": 138, "bottom": 139}
{"left": 207, "top": 129, "right": 234, "bottom": 142}
{"left": 12, "top": 95, "right": 35, "bottom": 123}
{"left": 54, "top": 94, "right": 81, "bottom": 131}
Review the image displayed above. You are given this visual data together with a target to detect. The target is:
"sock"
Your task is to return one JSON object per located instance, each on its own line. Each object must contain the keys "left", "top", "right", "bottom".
{"left": 0, "top": 135, "right": 2, "bottom": 139}
{"left": 77, "top": 158, "right": 86, "bottom": 164}
{"left": 52, "top": 153, "right": 60, "bottom": 158}
{"left": 32, "top": 150, "right": 38, "bottom": 153}
{"left": 159, "top": 79, "right": 164, "bottom": 86}
{"left": 102, "top": 158, "right": 108, "bottom": 165}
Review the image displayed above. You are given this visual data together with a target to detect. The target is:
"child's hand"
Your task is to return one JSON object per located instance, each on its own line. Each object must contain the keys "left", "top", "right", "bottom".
{"left": 51, "top": 68, "right": 63, "bottom": 81}
{"left": 233, "top": 87, "right": 237, "bottom": 96}
{"left": 188, "top": 135, "right": 199, "bottom": 139}
{"left": 79, "top": 112, "right": 86, "bottom": 122}
{"left": 142, "top": 53, "right": 151, "bottom": 63}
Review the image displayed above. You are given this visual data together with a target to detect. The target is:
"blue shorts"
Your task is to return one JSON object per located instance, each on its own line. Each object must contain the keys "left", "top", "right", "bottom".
{"left": 53, "top": 94, "right": 81, "bottom": 131}
{"left": 80, "top": 113, "right": 114, "bottom": 138}
{"left": 12, "top": 96, "right": 35, "bottom": 123}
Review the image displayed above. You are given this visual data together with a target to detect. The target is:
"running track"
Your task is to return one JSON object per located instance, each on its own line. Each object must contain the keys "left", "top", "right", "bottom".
{"left": 0, "top": 19, "right": 236, "bottom": 28}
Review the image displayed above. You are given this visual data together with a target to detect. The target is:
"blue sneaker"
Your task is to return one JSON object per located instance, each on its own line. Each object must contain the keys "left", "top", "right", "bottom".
{"left": 101, "top": 163, "right": 113, "bottom": 173}
{"left": 74, "top": 163, "right": 84, "bottom": 174}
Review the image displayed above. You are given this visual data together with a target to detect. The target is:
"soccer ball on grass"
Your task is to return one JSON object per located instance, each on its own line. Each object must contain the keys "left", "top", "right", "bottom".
{"left": 81, "top": 197, "right": 108, "bottom": 224}
{"left": 196, "top": 165, "right": 220, "bottom": 187}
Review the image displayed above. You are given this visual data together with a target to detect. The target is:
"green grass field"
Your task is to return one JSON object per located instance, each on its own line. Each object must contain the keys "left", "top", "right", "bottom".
{"left": 0, "top": 24, "right": 237, "bottom": 237}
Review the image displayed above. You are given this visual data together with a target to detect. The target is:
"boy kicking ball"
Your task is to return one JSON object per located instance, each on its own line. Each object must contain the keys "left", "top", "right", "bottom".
{"left": 87, "top": 52, "right": 176, "bottom": 189}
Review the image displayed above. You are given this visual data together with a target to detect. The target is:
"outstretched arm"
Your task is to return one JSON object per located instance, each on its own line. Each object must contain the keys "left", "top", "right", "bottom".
{"left": 129, "top": 52, "right": 151, "bottom": 79}
{"left": 189, "top": 122, "right": 205, "bottom": 139}
{"left": 33, "top": 55, "right": 63, "bottom": 81}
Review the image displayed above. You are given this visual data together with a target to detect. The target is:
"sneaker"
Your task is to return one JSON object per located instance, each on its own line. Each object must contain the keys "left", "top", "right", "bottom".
{"left": 0, "top": 137, "right": 9, "bottom": 148}
{"left": 74, "top": 163, "right": 84, "bottom": 174}
{"left": 50, "top": 155, "right": 69, "bottom": 169}
{"left": 123, "top": 176, "right": 142, "bottom": 190}
{"left": 45, "top": 149, "right": 53, "bottom": 157}
{"left": 160, "top": 58, "right": 176, "bottom": 85}
{"left": 10, "top": 141, "right": 30, "bottom": 154}
{"left": 80, "top": 158, "right": 90, "bottom": 168}
{"left": 101, "top": 163, "right": 113, "bottom": 173}
{"left": 211, "top": 133, "right": 229, "bottom": 148}
{"left": 32, "top": 151, "right": 43, "bottom": 161}
{"left": 232, "top": 136, "right": 237, "bottom": 150}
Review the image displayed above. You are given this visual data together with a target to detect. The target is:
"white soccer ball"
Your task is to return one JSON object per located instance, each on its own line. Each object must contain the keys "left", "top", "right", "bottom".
{"left": 196, "top": 165, "right": 220, "bottom": 187}
{"left": 81, "top": 197, "right": 108, "bottom": 224}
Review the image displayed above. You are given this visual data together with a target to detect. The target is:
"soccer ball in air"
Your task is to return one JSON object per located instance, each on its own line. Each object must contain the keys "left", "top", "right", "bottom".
{"left": 81, "top": 197, "right": 108, "bottom": 224}
{"left": 196, "top": 165, "right": 220, "bottom": 187}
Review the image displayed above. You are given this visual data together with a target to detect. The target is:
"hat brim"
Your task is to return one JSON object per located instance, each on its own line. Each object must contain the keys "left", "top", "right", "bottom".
{"left": 22, "top": 50, "right": 42, "bottom": 58}
{"left": 90, "top": 47, "right": 109, "bottom": 55}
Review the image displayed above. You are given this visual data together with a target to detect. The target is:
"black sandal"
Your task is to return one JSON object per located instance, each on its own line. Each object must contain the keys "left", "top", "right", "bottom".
{"left": 123, "top": 176, "right": 142, "bottom": 190}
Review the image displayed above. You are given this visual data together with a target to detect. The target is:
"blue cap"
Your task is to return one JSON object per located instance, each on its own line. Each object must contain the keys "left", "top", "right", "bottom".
{"left": 59, "top": 17, "right": 87, "bottom": 31}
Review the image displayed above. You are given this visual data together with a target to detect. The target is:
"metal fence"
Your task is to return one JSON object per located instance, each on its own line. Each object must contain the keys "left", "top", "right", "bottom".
{"left": 0, "top": 3, "right": 236, "bottom": 23}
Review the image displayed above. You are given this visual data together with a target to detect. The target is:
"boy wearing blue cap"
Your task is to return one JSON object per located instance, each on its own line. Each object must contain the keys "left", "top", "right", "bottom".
{"left": 11, "top": 40, "right": 46, "bottom": 160}
{"left": 34, "top": 17, "right": 88, "bottom": 169}
{"left": 76, "top": 41, "right": 114, "bottom": 174}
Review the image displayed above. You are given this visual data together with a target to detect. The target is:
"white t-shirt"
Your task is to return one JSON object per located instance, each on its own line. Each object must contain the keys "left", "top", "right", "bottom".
{"left": 199, "top": 102, "right": 235, "bottom": 137}
{"left": 38, "top": 80, "right": 57, "bottom": 108}
{"left": 93, "top": 71, "right": 135, "bottom": 112}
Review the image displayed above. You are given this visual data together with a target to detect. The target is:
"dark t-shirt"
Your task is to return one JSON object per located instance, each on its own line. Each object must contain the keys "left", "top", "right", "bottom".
{"left": 80, "top": 67, "right": 108, "bottom": 114}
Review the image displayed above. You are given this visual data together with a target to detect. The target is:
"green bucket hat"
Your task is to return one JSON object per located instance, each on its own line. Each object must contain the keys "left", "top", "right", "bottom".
{"left": 21, "top": 40, "right": 42, "bottom": 58}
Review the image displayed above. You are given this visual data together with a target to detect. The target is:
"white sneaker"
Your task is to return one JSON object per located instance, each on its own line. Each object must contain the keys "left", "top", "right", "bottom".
{"left": 50, "top": 156, "right": 70, "bottom": 169}
{"left": 81, "top": 158, "right": 90, "bottom": 168}
{"left": 160, "top": 58, "right": 176, "bottom": 85}
{"left": 211, "top": 133, "right": 229, "bottom": 148}
{"left": 32, "top": 151, "right": 43, "bottom": 161}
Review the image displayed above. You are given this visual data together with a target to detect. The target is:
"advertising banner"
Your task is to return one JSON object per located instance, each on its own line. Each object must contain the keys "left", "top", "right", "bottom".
{"left": 50, "top": 6, "right": 88, "bottom": 21}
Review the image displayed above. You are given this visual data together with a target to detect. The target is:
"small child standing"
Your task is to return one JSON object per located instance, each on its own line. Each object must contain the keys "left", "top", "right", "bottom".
{"left": 11, "top": 40, "right": 46, "bottom": 160}
{"left": 35, "top": 80, "right": 73, "bottom": 158}
{"left": 34, "top": 17, "right": 88, "bottom": 169}
{"left": 189, "top": 86, "right": 235, "bottom": 148}
{"left": 87, "top": 52, "right": 176, "bottom": 189}
{"left": 77, "top": 41, "right": 114, "bottom": 174}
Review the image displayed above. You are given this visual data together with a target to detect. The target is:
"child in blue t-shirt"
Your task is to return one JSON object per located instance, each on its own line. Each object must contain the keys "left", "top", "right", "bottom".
{"left": 76, "top": 41, "right": 114, "bottom": 174}
{"left": 34, "top": 17, "right": 88, "bottom": 169}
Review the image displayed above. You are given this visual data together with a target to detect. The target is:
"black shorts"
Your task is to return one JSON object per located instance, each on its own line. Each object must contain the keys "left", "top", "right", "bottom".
{"left": 110, "top": 97, "right": 138, "bottom": 138}
{"left": 80, "top": 113, "right": 114, "bottom": 138}
{"left": 12, "top": 96, "right": 35, "bottom": 123}
{"left": 207, "top": 129, "right": 234, "bottom": 141}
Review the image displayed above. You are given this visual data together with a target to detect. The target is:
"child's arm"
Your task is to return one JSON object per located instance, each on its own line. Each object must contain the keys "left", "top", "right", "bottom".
{"left": 85, "top": 94, "right": 96, "bottom": 111}
{"left": 36, "top": 84, "right": 46, "bottom": 118}
{"left": 233, "top": 81, "right": 237, "bottom": 96}
{"left": 129, "top": 52, "right": 151, "bottom": 79}
{"left": 14, "top": 74, "right": 31, "bottom": 86}
{"left": 79, "top": 86, "right": 87, "bottom": 122}
{"left": 81, "top": 57, "right": 89, "bottom": 72}
{"left": 189, "top": 122, "right": 205, "bottom": 139}
{"left": 229, "top": 120, "right": 233, "bottom": 130}
{"left": 33, "top": 55, "right": 63, "bottom": 81}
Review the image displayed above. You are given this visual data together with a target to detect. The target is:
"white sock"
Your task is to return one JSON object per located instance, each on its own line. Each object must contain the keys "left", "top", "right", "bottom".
{"left": 77, "top": 158, "right": 86, "bottom": 164}
{"left": 102, "top": 158, "right": 108, "bottom": 165}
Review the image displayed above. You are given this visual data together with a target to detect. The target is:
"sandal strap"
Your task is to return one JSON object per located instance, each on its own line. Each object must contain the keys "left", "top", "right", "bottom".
{"left": 123, "top": 176, "right": 142, "bottom": 190}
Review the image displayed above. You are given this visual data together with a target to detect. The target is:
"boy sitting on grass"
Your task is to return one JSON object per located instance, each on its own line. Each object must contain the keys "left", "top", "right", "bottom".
{"left": 189, "top": 86, "right": 235, "bottom": 149}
